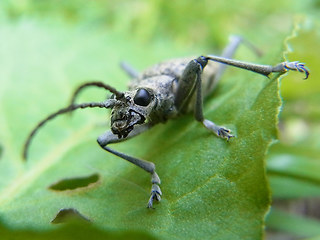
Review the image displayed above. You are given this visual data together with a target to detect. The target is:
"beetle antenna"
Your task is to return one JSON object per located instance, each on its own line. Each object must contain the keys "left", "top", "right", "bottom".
{"left": 23, "top": 100, "right": 115, "bottom": 160}
{"left": 70, "top": 81, "right": 124, "bottom": 106}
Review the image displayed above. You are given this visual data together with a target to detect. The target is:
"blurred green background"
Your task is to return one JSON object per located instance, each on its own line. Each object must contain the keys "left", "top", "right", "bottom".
{"left": 0, "top": 0, "right": 319, "bottom": 239}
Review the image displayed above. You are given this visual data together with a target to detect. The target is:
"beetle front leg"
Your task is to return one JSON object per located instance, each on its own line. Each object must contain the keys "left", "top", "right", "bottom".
{"left": 175, "top": 58, "right": 234, "bottom": 139}
{"left": 120, "top": 61, "right": 140, "bottom": 78}
{"left": 194, "top": 70, "right": 234, "bottom": 140}
{"left": 97, "top": 123, "right": 162, "bottom": 208}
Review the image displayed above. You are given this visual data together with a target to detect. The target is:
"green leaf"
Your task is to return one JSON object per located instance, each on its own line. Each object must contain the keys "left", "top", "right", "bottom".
{"left": 266, "top": 19, "right": 320, "bottom": 200}
{"left": 265, "top": 18, "right": 320, "bottom": 239}
{"left": 0, "top": 221, "right": 157, "bottom": 240}
{"left": 0, "top": 16, "right": 285, "bottom": 240}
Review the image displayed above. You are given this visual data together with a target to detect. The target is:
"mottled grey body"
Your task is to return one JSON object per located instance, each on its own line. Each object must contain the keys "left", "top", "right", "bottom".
{"left": 129, "top": 58, "right": 218, "bottom": 124}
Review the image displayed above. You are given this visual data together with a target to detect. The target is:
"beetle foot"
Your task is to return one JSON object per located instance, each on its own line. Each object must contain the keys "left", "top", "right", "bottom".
{"left": 217, "top": 127, "right": 234, "bottom": 141}
{"left": 284, "top": 61, "right": 309, "bottom": 79}
{"left": 203, "top": 119, "right": 234, "bottom": 140}
{"left": 147, "top": 184, "right": 162, "bottom": 209}
{"left": 147, "top": 172, "right": 161, "bottom": 208}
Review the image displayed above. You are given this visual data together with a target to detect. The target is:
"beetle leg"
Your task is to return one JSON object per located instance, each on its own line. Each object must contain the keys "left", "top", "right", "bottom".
{"left": 178, "top": 53, "right": 309, "bottom": 139}
{"left": 97, "top": 123, "right": 162, "bottom": 208}
{"left": 205, "top": 55, "right": 309, "bottom": 79}
{"left": 206, "top": 35, "right": 263, "bottom": 93}
{"left": 175, "top": 58, "right": 234, "bottom": 139}
{"left": 194, "top": 70, "right": 235, "bottom": 139}
{"left": 120, "top": 61, "right": 140, "bottom": 78}
{"left": 209, "top": 35, "right": 243, "bottom": 89}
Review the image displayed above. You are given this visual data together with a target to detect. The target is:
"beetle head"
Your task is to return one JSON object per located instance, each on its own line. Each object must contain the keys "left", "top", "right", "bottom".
{"left": 110, "top": 88, "right": 155, "bottom": 138}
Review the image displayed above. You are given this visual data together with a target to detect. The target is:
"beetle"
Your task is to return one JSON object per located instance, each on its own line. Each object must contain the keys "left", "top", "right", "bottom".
{"left": 23, "top": 36, "right": 309, "bottom": 208}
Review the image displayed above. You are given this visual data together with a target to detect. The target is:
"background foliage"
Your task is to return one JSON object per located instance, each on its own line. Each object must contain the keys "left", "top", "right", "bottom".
{"left": 0, "top": 0, "right": 319, "bottom": 239}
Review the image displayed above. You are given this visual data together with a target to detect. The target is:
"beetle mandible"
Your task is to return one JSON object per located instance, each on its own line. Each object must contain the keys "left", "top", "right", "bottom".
{"left": 23, "top": 36, "right": 309, "bottom": 208}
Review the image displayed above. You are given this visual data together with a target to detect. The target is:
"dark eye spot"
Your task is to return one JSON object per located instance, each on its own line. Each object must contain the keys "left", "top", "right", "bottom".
{"left": 134, "top": 88, "right": 151, "bottom": 106}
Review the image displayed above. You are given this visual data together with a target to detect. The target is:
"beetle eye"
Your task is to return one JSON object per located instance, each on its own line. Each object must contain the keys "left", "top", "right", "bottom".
{"left": 134, "top": 88, "right": 151, "bottom": 106}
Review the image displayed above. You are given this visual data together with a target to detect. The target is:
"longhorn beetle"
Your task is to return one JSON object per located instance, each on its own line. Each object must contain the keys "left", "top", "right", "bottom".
{"left": 23, "top": 36, "right": 309, "bottom": 208}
